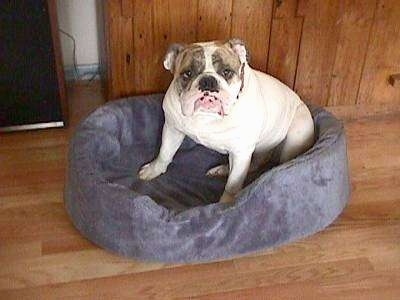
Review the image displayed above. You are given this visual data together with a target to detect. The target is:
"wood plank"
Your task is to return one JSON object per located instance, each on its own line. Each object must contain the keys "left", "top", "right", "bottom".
{"left": 121, "top": 0, "right": 134, "bottom": 18}
{"left": 369, "top": 248, "right": 400, "bottom": 271}
{"left": 106, "top": 0, "right": 122, "bottom": 19}
{"left": 152, "top": 0, "right": 198, "bottom": 91}
{"left": 0, "top": 258, "right": 374, "bottom": 298}
{"left": 0, "top": 130, "right": 67, "bottom": 150}
{"left": 0, "top": 249, "right": 169, "bottom": 291}
{"left": 121, "top": 16, "right": 135, "bottom": 96}
{"left": 0, "top": 169, "right": 65, "bottom": 190}
{"left": 153, "top": 0, "right": 198, "bottom": 44}
{"left": 108, "top": 16, "right": 124, "bottom": 98}
{"left": 349, "top": 145, "right": 400, "bottom": 173}
{"left": 66, "top": 81, "right": 105, "bottom": 126}
{"left": 268, "top": 0, "right": 303, "bottom": 88}
{"left": 294, "top": 0, "right": 342, "bottom": 105}
{"left": 327, "top": 0, "right": 376, "bottom": 106}
{"left": 274, "top": 0, "right": 298, "bottom": 18}
{"left": 0, "top": 203, "right": 73, "bottom": 243}
{"left": 132, "top": 0, "right": 156, "bottom": 94}
{"left": 297, "top": 0, "right": 309, "bottom": 16}
{"left": 2, "top": 208, "right": 398, "bottom": 293}
{"left": 0, "top": 189, "right": 63, "bottom": 210}
{"left": 107, "top": 15, "right": 135, "bottom": 98}
{"left": 232, "top": 224, "right": 399, "bottom": 273}
{"left": 343, "top": 198, "right": 400, "bottom": 222}
{"left": 346, "top": 177, "right": 400, "bottom": 220}
{"left": 231, "top": 0, "right": 273, "bottom": 72}
{"left": 0, "top": 241, "right": 41, "bottom": 261}
{"left": 357, "top": 0, "right": 400, "bottom": 105}
{"left": 0, "top": 146, "right": 65, "bottom": 166}
{"left": 0, "top": 181, "right": 64, "bottom": 198}
{"left": 190, "top": 270, "right": 400, "bottom": 300}
{"left": 325, "top": 103, "right": 400, "bottom": 121}
{"left": 41, "top": 234, "right": 96, "bottom": 255}
{"left": 197, "top": 0, "right": 232, "bottom": 41}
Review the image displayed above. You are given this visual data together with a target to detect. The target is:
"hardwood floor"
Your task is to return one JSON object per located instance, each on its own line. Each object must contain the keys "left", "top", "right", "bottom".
{"left": 0, "top": 82, "right": 399, "bottom": 299}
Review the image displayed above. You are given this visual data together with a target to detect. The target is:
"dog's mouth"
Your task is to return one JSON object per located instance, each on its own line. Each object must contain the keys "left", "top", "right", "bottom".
{"left": 180, "top": 89, "right": 233, "bottom": 117}
{"left": 193, "top": 91, "right": 225, "bottom": 116}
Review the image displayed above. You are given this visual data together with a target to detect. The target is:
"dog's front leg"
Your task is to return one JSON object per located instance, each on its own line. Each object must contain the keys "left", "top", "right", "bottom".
{"left": 219, "top": 150, "right": 253, "bottom": 203}
{"left": 138, "top": 123, "right": 185, "bottom": 180}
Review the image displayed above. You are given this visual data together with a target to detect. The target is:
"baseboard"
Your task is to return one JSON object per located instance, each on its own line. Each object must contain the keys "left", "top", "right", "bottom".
{"left": 0, "top": 121, "right": 64, "bottom": 132}
{"left": 64, "top": 64, "right": 99, "bottom": 81}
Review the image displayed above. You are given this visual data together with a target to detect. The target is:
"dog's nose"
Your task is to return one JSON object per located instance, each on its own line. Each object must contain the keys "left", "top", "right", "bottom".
{"left": 198, "top": 76, "right": 219, "bottom": 92}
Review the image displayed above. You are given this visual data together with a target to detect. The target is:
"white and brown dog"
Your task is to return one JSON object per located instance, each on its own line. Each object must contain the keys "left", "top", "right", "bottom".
{"left": 139, "top": 39, "right": 315, "bottom": 203}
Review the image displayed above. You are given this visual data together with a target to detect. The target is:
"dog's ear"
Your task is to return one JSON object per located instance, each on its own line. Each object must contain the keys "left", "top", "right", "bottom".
{"left": 163, "top": 43, "right": 184, "bottom": 73}
{"left": 225, "top": 38, "right": 250, "bottom": 64}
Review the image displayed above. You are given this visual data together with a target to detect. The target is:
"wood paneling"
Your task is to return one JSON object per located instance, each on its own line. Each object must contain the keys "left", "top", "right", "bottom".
{"left": 357, "top": 0, "right": 400, "bottom": 105}
{"left": 231, "top": 0, "right": 273, "bottom": 72}
{"left": 197, "top": 0, "right": 232, "bottom": 41}
{"left": 153, "top": 0, "right": 199, "bottom": 91}
{"left": 108, "top": 16, "right": 134, "bottom": 98}
{"left": 108, "top": 0, "right": 121, "bottom": 18}
{"left": 267, "top": 0, "right": 303, "bottom": 88}
{"left": 294, "top": 0, "right": 343, "bottom": 105}
{"left": 132, "top": 0, "right": 156, "bottom": 94}
{"left": 121, "top": 0, "right": 134, "bottom": 18}
{"left": 327, "top": 0, "right": 376, "bottom": 106}
{"left": 100, "top": 0, "right": 399, "bottom": 108}
{"left": 274, "top": 0, "right": 298, "bottom": 18}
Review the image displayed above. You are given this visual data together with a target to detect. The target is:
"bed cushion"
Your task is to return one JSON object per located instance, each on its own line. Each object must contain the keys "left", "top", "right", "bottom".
{"left": 65, "top": 93, "right": 350, "bottom": 263}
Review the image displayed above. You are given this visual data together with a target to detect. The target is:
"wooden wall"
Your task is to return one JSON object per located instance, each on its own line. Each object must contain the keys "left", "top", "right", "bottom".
{"left": 102, "top": 0, "right": 400, "bottom": 107}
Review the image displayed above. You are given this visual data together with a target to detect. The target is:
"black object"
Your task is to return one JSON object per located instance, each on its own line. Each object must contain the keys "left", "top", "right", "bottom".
{"left": 0, "top": 0, "right": 67, "bottom": 131}
{"left": 198, "top": 75, "right": 219, "bottom": 92}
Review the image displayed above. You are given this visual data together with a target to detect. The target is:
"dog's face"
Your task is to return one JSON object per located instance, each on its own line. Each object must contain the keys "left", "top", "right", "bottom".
{"left": 164, "top": 39, "right": 249, "bottom": 117}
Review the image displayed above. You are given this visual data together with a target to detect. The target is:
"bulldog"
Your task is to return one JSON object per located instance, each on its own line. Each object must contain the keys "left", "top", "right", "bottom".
{"left": 138, "top": 39, "right": 315, "bottom": 203}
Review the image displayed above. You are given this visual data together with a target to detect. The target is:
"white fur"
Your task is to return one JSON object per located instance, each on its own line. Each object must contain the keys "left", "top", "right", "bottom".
{"left": 163, "top": 53, "right": 174, "bottom": 71}
{"left": 203, "top": 45, "right": 217, "bottom": 72}
{"left": 232, "top": 44, "right": 247, "bottom": 64}
{"left": 139, "top": 43, "right": 315, "bottom": 203}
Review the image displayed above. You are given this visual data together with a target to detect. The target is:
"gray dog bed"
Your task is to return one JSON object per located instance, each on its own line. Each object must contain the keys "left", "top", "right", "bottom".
{"left": 65, "top": 93, "right": 350, "bottom": 263}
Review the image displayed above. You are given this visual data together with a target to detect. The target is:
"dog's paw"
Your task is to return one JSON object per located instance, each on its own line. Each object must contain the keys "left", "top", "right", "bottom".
{"left": 138, "top": 161, "right": 166, "bottom": 181}
{"left": 219, "top": 191, "right": 235, "bottom": 204}
{"left": 206, "top": 164, "right": 229, "bottom": 177}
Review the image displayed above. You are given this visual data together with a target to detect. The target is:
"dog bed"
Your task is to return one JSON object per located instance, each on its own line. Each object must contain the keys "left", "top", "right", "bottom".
{"left": 65, "top": 93, "right": 350, "bottom": 263}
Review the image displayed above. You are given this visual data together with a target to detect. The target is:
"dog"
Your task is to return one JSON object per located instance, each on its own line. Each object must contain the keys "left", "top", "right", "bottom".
{"left": 138, "top": 39, "right": 315, "bottom": 203}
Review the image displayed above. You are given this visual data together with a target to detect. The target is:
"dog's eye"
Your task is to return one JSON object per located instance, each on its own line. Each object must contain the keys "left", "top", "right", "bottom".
{"left": 181, "top": 70, "right": 192, "bottom": 80}
{"left": 222, "top": 68, "right": 234, "bottom": 79}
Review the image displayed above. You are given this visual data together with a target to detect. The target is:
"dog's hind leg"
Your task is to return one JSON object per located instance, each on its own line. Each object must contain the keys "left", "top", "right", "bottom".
{"left": 206, "top": 149, "right": 273, "bottom": 178}
{"left": 279, "top": 103, "right": 314, "bottom": 163}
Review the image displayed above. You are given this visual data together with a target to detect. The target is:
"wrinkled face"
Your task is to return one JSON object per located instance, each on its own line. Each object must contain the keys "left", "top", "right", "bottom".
{"left": 169, "top": 42, "right": 245, "bottom": 117}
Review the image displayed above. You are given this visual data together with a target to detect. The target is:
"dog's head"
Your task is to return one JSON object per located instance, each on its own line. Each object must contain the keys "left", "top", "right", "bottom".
{"left": 164, "top": 39, "right": 249, "bottom": 117}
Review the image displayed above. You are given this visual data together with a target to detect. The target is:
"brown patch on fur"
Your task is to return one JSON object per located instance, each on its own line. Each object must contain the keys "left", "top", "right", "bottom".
{"left": 175, "top": 45, "right": 204, "bottom": 75}
{"left": 174, "top": 45, "right": 205, "bottom": 93}
{"left": 212, "top": 46, "right": 241, "bottom": 83}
